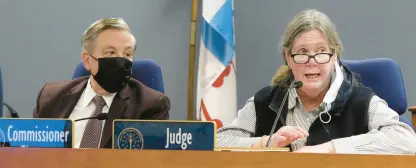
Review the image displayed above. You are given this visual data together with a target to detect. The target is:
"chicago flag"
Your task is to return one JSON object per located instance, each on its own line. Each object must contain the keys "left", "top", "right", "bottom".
{"left": 196, "top": 0, "right": 237, "bottom": 129}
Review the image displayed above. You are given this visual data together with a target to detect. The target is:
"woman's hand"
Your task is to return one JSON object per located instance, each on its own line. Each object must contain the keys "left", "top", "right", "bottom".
{"left": 253, "top": 126, "right": 309, "bottom": 147}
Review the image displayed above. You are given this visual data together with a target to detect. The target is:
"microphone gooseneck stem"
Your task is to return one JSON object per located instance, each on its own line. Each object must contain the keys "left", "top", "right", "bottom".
{"left": 265, "top": 86, "right": 291, "bottom": 147}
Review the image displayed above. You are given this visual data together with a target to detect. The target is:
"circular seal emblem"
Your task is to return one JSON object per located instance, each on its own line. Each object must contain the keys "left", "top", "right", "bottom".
{"left": 117, "top": 128, "right": 144, "bottom": 149}
{"left": 0, "top": 129, "right": 5, "bottom": 147}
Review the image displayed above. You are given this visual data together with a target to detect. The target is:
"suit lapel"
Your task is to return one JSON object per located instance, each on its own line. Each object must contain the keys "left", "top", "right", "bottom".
{"left": 52, "top": 80, "right": 88, "bottom": 118}
{"left": 100, "top": 85, "right": 131, "bottom": 148}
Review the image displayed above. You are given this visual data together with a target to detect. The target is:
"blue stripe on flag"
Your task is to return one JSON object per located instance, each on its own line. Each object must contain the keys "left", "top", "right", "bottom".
{"left": 210, "top": 0, "right": 234, "bottom": 48}
{"left": 201, "top": 0, "right": 234, "bottom": 66}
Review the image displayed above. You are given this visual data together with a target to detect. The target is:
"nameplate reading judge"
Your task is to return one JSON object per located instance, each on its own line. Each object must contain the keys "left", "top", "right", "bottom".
{"left": 113, "top": 120, "right": 215, "bottom": 150}
{"left": 32, "top": 18, "right": 171, "bottom": 148}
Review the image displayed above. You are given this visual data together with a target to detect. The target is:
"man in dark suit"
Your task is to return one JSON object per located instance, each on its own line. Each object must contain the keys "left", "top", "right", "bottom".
{"left": 33, "top": 17, "right": 170, "bottom": 149}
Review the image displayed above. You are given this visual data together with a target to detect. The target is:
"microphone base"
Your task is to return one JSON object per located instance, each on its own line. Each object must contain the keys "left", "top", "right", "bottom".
{"left": 0, "top": 142, "right": 11, "bottom": 147}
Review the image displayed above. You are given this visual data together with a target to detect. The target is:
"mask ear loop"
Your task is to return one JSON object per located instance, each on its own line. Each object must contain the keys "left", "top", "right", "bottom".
{"left": 125, "top": 61, "right": 133, "bottom": 80}
{"left": 319, "top": 57, "right": 343, "bottom": 124}
{"left": 125, "top": 72, "right": 132, "bottom": 80}
{"left": 86, "top": 53, "right": 99, "bottom": 76}
{"left": 319, "top": 104, "right": 332, "bottom": 124}
{"left": 88, "top": 53, "right": 98, "bottom": 60}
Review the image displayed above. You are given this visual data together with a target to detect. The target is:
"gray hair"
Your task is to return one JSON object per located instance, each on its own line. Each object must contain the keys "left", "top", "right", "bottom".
{"left": 81, "top": 17, "right": 134, "bottom": 52}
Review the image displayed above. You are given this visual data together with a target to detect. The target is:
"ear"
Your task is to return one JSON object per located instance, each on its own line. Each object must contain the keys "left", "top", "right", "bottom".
{"left": 82, "top": 51, "right": 90, "bottom": 71}
{"left": 332, "top": 53, "right": 338, "bottom": 62}
{"left": 331, "top": 53, "right": 340, "bottom": 71}
{"left": 283, "top": 47, "right": 290, "bottom": 65}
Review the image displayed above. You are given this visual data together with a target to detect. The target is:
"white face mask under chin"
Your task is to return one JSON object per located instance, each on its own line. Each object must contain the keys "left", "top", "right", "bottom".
{"left": 319, "top": 60, "right": 344, "bottom": 124}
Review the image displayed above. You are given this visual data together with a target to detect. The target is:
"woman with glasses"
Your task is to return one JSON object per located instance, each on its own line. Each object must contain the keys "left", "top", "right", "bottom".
{"left": 216, "top": 9, "right": 416, "bottom": 154}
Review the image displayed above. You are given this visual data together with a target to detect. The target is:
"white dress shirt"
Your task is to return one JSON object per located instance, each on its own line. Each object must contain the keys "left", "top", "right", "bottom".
{"left": 69, "top": 78, "right": 116, "bottom": 148}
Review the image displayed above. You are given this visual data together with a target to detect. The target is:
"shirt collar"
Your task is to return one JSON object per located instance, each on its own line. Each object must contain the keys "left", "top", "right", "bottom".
{"left": 288, "top": 88, "right": 299, "bottom": 110}
{"left": 81, "top": 77, "right": 117, "bottom": 109}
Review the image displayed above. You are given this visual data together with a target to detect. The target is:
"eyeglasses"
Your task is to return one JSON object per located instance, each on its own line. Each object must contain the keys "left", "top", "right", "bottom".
{"left": 290, "top": 53, "right": 334, "bottom": 64}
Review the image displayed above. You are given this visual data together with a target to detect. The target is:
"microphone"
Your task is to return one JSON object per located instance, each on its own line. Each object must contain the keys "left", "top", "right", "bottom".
{"left": 74, "top": 113, "right": 108, "bottom": 122}
{"left": 265, "top": 80, "right": 303, "bottom": 147}
{"left": 0, "top": 142, "right": 10, "bottom": 147}
{"left": 3, "top": 102, "right": 20, "bottom": 118}
{"left": 293, "top": 81, "right": 303, "bottom": 88}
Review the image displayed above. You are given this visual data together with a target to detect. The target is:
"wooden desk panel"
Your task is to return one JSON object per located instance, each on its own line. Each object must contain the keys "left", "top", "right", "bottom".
{"left": 0, "top": 148, "right": 415, "bottom": 168}
{"left": 409, "top": 106, "right": 416, "bottom": 128}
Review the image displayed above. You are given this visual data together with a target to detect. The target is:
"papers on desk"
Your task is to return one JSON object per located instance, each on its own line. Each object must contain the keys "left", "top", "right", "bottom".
{"left": 214, "top": 147, "right": 290, "bottom": 152}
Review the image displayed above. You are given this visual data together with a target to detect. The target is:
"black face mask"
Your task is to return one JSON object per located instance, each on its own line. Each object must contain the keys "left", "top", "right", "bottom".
{"left": 90, "top": 55, "right": 132, "bottom": 93}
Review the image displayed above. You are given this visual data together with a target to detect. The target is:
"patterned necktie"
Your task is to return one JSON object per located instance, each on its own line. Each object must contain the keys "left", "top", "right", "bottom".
{"left": 80, "top": 95, "right": 106, "bottom": 148}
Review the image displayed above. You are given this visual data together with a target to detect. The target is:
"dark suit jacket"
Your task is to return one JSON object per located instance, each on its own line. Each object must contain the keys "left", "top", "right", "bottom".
{"left": 33, "top": 76, "right": 170, "bottom": 148}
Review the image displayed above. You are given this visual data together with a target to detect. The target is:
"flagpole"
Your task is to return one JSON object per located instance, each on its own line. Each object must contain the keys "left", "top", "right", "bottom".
{"left": 187, "top": 0, "right": 199, "bottom": 120}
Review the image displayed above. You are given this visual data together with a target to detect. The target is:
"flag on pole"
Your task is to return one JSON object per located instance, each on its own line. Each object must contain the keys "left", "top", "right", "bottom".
{"left": 196, "top": 0, "right": 237, "bottom": 129}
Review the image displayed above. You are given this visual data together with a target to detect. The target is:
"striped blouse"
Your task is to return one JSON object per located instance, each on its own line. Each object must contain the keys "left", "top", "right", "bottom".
{"left": 216, "top": 88, "right": 416, "bottom": 154}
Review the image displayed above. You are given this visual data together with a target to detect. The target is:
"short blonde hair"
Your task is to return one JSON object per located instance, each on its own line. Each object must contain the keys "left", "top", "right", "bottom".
{"left": 271, "top": 9, "right": 343, "bottom": 86}
{"left": 81, "top": 17, "right": 132, "bottom": 52}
